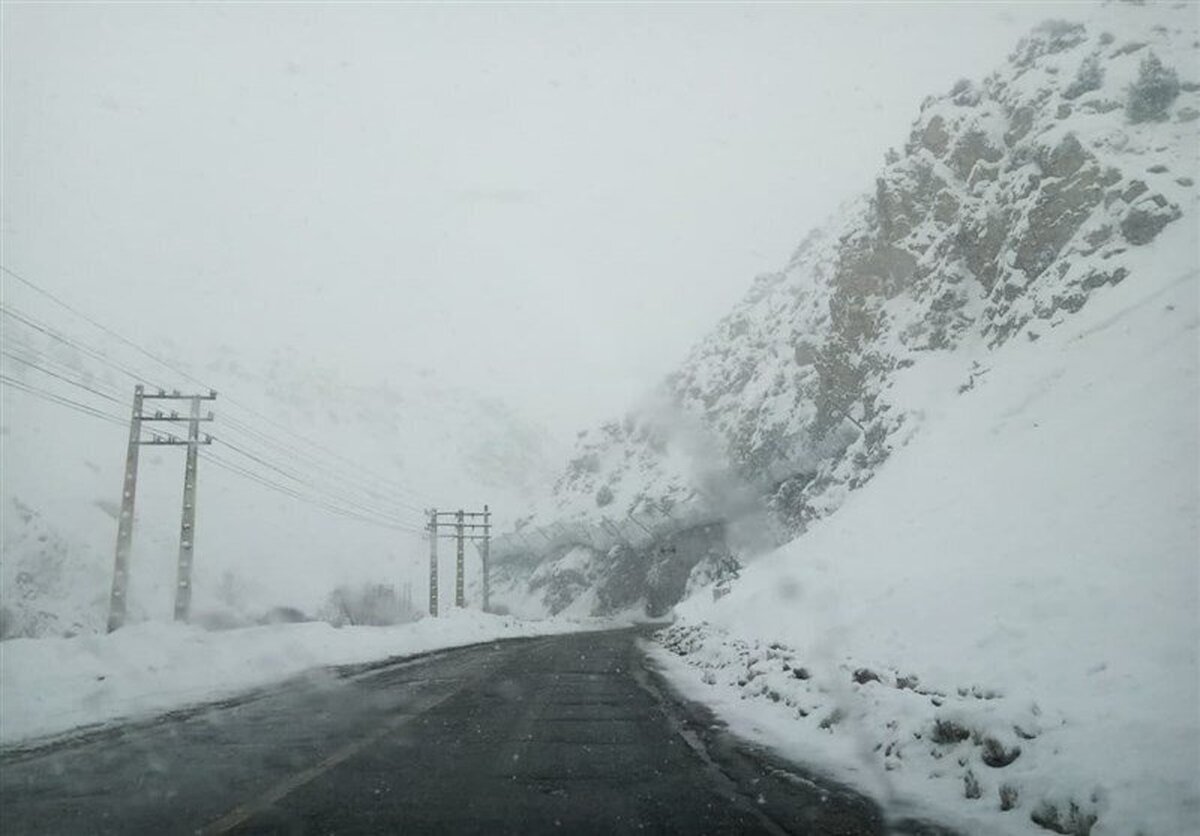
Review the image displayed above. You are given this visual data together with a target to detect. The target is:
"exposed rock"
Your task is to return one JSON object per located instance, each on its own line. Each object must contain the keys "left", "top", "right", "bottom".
{"left": 964, "top": 769, "right": 983, "bottom": 800}
{"left": 853, "top": 668, "right": 881, "bottom": 685}
{"left": 932, "top": 719, "right": 972, "bottom": 744}
{"left": 1121, "top": 199, "right": 1182, "bottom": 244}
{"left": 1005, "top": 106, "right": 1036, "bottom": 147}
{"left": 1014, "top": 164, "right": 1107, "bottom": 279}
{"left": 819, "top": 707, "right": 846, "bottom": 730}
{"left": 918, "top": 115, "right": 950, "bottom": 156}
{"left": 981, "top": 737, "right": 1022, "bottom": 768}
{"left": 1031, "top": 800, "right": 1098, "bottom": 835}
{"left": 1042, "top": 133, "right": 1089, "bottom": 178}
{"left": 1000, "top": 783, "right": 1020, "bottom": 811}
{"left": 950, "top": 130, "right": 1004, "bottom": 181}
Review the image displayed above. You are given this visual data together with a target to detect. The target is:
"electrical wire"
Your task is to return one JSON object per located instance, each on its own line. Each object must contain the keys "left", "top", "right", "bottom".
{"left": 0, "top": 374, "right": 128, "bottom": 428}
{"left": 2, "top": 263, "right": 435, "bottom": 506}
{"left": 0, "top": 301, "right": 431, "bottom": 518}
{"left": 0, "top": 375, "right": 423, "bottom": 533}
{"left": 0, "top": 349, "right": 126, "bottom": 405}
{"left": 214, "top": 436, "right": 425, "bottom": 523}
{"left": 0, "top": 304, "right": 164, "bottom": 391}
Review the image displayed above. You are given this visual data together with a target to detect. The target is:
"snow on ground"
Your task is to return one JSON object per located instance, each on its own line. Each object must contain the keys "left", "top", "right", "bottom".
{"left": 0, "top": 611, "right": 613, "bottom": 749}
{"left": 648, "top": 229, "right": 1199, "bottom": 835}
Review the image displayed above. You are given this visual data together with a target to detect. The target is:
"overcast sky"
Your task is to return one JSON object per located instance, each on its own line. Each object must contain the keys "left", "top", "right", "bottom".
{"left": 2, "top": 1, "right": 1102, "bottom": 440}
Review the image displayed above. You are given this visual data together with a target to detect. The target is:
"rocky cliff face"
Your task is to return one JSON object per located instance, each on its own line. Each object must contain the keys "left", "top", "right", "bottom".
{"left": 490, "top": 5, "right": 1198, "bottom": 618}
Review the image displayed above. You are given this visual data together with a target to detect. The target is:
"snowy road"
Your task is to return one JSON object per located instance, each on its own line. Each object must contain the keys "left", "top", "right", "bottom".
{"left": 0, "top": 629, "right": 953, "bottom": 835}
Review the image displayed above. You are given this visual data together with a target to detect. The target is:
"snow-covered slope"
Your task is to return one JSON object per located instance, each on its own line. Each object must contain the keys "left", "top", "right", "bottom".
{"left": 0, "top": 335, "right": 560, "bottom": 637}
{"left": 491, "top": 3, "right": 1199, "bottom": 622}
{"left": 654, "top": 231, "right": 1197, "bottom": 835}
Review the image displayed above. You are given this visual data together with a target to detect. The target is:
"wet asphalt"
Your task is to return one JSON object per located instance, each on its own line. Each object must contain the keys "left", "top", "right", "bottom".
{"left": 0, "top": 628, "right": 954, "bottom": 835}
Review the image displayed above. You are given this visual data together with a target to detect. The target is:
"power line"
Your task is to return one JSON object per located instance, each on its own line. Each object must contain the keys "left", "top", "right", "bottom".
{"left": 0, "top": 374, "right": 422, "bottom": 533}
{"left": 1, "top": 263, "right": 434, "bottom": 506}
{"left": 1, "top": 301, "right": 430, "bottom": 516}
{"left": 217, "top": 413, "right": 428, "bottom": 515}
{"left": 0, "top": 304, "right": 163, "bottom": 390}
{"left": 0, "top": 336, "right": 129, "bottom": 397}
{"left": 205, "top": 451, "right": 423, "bottom": 533}
{"left": 0, "top": 349, "right": 126, "bottom": 405}
{"left": 0, "top": 374, "right": 128, "bottom": 428}
{"left": 214, "top": 436, "right": 425, "bottom": 524}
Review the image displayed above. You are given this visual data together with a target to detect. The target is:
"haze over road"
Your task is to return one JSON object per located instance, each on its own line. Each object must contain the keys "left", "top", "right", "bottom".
{"left": 0, "top": 630, "right": 951, "bottom": 835}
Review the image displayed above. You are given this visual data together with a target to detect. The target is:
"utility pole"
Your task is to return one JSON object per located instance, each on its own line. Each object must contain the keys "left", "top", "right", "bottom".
{"left": 481, "top": 504, "right": 491, "bottom": 613}
{"left": 142, "top": 389, "right": 216, "bottom": 623}
{"left": 431, "top": 508, "right": 491, "bottom": 612}
{"left": 427, "top": 508, "right": 439, "bottom": 617}
{"left": 106, "top": 385, "right": 145, "bottom": 632}
{"left": 455, "top": 509, "right": 465, "bottom": 608}
{"left": 106, "top": 386, "right": 215, "bottom": 631}
{"left": 174, "top": 396, "right": 202, "bottom": 622}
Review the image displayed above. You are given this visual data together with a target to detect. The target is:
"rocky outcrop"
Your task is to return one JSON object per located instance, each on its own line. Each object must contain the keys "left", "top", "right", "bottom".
{"left": 490, "top": 5, "right": 1197, "bottom": 618}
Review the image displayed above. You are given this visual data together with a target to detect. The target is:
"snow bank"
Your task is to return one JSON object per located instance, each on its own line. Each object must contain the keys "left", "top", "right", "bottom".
{"left": 0, "top": 611, "right": 609, "bottom": 748}
{"left": 654, "top": 231, "right": 1199, "bottom": 835}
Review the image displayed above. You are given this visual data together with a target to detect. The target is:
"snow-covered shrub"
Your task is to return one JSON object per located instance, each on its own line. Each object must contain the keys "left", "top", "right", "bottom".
{"left": 1063, "top": 53, "right": 1104, "bottom": 100}
{"left": 321, "top": 583, "right": 417, "bottom": 626}
{"left": 1126, "top": 51, "right": 1180, "bottom": 122}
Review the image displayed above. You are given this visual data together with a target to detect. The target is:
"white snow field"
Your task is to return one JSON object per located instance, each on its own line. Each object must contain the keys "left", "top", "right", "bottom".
{"left": 0, "top": 610, "right": 612, "bottom": 748}
{"left": 651, "top": 224, "right": 1199, "bottom": 835}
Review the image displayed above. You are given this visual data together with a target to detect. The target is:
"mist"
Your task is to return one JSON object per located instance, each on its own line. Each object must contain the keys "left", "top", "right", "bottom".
{"left": 2, "top": 1, "right": 1098, "bottom": 438}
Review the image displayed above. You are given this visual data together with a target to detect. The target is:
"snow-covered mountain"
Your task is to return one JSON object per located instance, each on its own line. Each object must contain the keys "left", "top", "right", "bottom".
{"left": 0, "top": 336, "right": 560, "bottom": 638}
{"left": 490, "top": 4, "right": 1198, "bottom": 621}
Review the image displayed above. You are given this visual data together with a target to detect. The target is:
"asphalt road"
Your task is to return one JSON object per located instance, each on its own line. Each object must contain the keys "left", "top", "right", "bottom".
{"left": 0, "top": 629, "right": 953, "bottom": 835}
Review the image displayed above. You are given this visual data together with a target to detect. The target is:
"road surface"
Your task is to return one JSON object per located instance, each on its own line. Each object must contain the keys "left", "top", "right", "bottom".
{"left": 0, "top": 629, "right": 953, "bottom": 835}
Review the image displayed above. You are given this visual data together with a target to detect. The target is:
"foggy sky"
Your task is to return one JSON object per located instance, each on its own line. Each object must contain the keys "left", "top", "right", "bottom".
{"left": 2, "top": 2, "right": 1102, "bottom": 439}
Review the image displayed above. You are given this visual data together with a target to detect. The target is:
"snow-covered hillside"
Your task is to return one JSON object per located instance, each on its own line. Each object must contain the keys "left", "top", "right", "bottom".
{"left": 481, "top": 5, "right": 1198, "bottom": 833}
{"left": 0, "top": 328, "right": 560, "bottom": 638}
{"left": 654, "top": 237, "right": 1197, "bottom": 835}
{"left": 490, "top": 3, "right": 1199, "bottom": 622}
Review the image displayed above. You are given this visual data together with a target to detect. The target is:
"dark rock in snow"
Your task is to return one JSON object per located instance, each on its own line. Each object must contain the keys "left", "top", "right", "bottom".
{"left": 931, "top": 719, "right": 972, "bottom": 744}
{"left": 1031, "top": 800, "right": 1098, "bottom": 835}
{"left": 1121, "top": 200, "right": 1182, "bottom": 244}
{"left": 980, "top": 736, "right": 1022, "bottom": 768}
{"left": 853, "top": 668, "right": 882, "bottom": 685}
{"left": 964, "top": 769, "right": 983, "bottom": 800}
{"left": 1000, "top": 783, "right": 1020, "bottom": 811}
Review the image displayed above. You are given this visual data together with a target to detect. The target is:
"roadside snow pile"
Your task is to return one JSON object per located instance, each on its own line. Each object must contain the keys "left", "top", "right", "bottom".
{"left": 0, "top": 610, "right": 608, "bottom": 748}
{"left": 649, "top": 235, "right": 1199, "bottom": 836}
